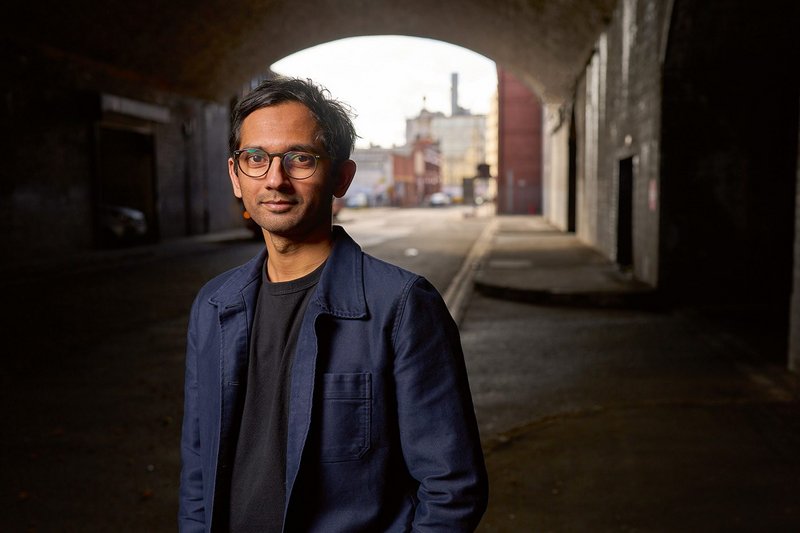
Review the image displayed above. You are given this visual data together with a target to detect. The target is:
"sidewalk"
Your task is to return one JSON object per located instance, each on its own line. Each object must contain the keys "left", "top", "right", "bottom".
{"left": 0, "top": 228, "right": 255, "bottom": 288}
{"left": 5, "top": 212, "right": 800, "bottom": 532}
{"left": 461, "top": 215, "right": 800, "bottom": 532}
{"left": 473, "top": 216, "right": 658, "bottom": 309}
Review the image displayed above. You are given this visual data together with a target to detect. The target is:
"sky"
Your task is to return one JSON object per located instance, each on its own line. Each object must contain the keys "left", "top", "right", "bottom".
{"left": 271, "top": 36, "right": 497, "bottom": 149}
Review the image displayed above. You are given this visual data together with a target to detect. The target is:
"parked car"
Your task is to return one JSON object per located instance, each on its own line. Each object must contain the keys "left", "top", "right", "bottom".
{"left": 346, "top": 192, "right": 369, "bottom": 208}
{"left": 98, "top": 204, "right": 147, "bottom": 245}
{"left": 428, "top": 192, "right": 452, "bottom": 207}
{"left": 332, "top": 197, "right": 345, "bottom": 220}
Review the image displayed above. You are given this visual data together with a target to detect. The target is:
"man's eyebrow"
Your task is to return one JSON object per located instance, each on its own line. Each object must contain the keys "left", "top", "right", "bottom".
{"left": 287, "top": 143, "right": 322, "bottom": 154}
{"left": 239, "top": 144, "right": 321, "bottom": 153}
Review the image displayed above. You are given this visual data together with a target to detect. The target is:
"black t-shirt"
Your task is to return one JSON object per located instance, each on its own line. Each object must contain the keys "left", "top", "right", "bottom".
{"left": 229, "top": 260, "right": 324, "bottom": 533}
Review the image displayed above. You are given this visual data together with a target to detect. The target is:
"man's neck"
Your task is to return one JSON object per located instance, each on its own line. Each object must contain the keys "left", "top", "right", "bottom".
{"left": 263, "top": 228, "right": 333, "bottom": 282}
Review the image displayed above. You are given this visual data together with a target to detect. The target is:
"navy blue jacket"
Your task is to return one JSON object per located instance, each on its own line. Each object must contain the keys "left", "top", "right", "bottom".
{"left": 179, "top": 227, "right": 488, "bottom": 532}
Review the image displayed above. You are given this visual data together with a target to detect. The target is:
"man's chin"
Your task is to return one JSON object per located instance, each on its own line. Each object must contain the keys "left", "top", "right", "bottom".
{"left": 255, "top": 215, "right": 309, "bottom": 239}
{"left": 258, "top": 221, "right": 298, "bottom": 238}
{"left": 262, "top": 220, "right": 334, "bottom": 244}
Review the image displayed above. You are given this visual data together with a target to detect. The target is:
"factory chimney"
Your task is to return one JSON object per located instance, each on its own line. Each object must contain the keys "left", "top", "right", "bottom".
{"left": 451, "top": 72, "right": 459, "bottom": 116}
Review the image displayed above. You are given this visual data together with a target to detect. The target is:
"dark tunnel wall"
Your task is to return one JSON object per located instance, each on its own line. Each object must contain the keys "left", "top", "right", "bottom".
{"left": 660, "top": 0, "right": 800, "bottom": 319}
{"left": 0, "top": 0, "right": 619, "bottom": 258}
{"left": 0, "top": 41, "right": 242, "bottom": 257}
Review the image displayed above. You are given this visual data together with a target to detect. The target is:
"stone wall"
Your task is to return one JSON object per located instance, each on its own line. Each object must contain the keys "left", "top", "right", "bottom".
{"left": 542, "top": 102, "right": 570, "bottom": 228}
{"left": 547, "top": 0, "right": 800, "bottom": 305}
{"left": 0, "top": 40, "right": 242, "bottom": 260}
{"left": 660, "top": 0, "right": 799, "bottom": 314}
{"left": 790, "top": 105, "right": 800, "bottom": 373}
{"left": 601, "top": 0, "right": 668, "bottom": 284}
{"left": 545, "top": 0, "right": 671, "bottom": 286}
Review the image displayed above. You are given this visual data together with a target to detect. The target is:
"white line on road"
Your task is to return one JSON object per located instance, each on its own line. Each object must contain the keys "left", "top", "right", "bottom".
{"left": 444, "top": 217, "right": 498, "bottom": 326}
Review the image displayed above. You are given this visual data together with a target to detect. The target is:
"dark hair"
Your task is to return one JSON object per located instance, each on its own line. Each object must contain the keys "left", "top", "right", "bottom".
{"left": 229, "top": 76, "right": 357, "bottom": 164}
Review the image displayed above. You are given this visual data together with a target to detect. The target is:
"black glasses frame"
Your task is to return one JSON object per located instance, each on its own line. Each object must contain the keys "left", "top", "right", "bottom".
{"left": 232, "top": 148, "right": 329, "bottom": 180}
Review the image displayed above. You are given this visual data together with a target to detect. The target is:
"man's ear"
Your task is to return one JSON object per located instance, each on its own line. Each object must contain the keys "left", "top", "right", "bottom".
{"left": 228, "top": 158, "right": 243, "bottom": 199}
{"left": 333, "top": 159, "right": 356, "bottom": 198}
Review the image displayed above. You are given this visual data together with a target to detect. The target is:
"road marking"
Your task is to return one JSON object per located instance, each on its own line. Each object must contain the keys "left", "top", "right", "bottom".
{"left": 488, "top": 259, "right": 533, "bottom": 269}
{"left": 444, "top": 218, "right": 498, "bottom": 326}
{"left": 344, "top": 226, "right": 412, "bottom": 248}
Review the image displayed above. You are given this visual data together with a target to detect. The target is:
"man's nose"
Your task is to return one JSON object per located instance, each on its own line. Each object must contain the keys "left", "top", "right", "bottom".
{"left": 263, "top": 154, "right": 291, "bottom": 189}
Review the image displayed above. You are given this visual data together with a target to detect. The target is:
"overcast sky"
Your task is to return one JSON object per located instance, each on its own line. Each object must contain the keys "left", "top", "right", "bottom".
{"left": 271, "top": 36, "right": 497, "bottom": 149}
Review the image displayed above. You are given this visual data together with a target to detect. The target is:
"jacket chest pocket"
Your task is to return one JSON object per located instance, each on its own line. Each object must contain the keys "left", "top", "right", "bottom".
{"left": 318, "top": 372, "right": 371, "bottom": 462}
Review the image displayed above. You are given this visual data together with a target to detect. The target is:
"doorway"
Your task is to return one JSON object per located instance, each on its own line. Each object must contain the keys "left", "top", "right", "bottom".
{"left": 617, "top": 157, "right": 634, "bottom": 269}
{"left": 94, "top": 126, "right": 158, "bottom": 247}
{"left": 567, "top": 109, "right": 577, "bottom": 232}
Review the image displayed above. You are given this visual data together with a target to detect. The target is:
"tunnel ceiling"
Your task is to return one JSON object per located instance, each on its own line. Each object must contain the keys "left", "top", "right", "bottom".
{"left": 3, "top": 0, "right": 616, "bottom": 103}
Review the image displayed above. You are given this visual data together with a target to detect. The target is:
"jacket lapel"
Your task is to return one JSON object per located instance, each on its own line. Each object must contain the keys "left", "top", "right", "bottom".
{"left": 208, "top": 248, "right": 265, "bottom": 514}
{"left": 206, "top": 229, "right": 368, "bottom": 522}
{"left": 284, "top": 227, "right": 367, "bottom": 506}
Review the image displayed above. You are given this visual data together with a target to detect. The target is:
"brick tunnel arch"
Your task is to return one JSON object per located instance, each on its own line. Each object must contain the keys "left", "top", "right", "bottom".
{"left": 4, "top": 0, "right": 799, "bottom": 370}
{"left": 2, "top": 0, "right": 617, "bottom": 104}
{"left": 1, "top": 0, "right": 616, "bottom": 257}
{"left": 244, "top": 29, "right": 558, "bottom": 105}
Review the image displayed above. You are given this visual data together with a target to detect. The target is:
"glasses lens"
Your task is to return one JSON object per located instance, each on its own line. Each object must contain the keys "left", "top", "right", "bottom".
{"left": 283, "top": 151, "right": 317, "bottom": 179}
{"left": 238, "top": 149, "right": 270, "bottom": 177}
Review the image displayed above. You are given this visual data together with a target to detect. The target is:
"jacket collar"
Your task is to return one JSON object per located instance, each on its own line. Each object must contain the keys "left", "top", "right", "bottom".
{"left": 207, "top": 247, "right": 267, "bottom": 308}
{"left": 206, "top": 226, "right": 366, "bottom": 319}
{"left": 311, "top": 225, "right": 367, "bottom": 319}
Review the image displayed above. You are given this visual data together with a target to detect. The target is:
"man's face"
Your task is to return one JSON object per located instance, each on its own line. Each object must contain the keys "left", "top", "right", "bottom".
{"left": 228, "top": 101, "right": 353, "bottom": 242}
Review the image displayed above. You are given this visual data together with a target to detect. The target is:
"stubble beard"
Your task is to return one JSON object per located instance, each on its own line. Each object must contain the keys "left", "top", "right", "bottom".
{"left": 248, "top": 196, "right": 333, "bottom": 242}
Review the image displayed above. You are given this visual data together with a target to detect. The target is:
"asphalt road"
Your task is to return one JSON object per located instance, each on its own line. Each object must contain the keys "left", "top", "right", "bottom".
{"left": 338, "top": 206, "right": 490, "bottom": 295}
{"left": 4, "top": 207, "right": 800, "bottom": 532}
{"left": 0, "top": 206, "right": 490, "bottom": 532}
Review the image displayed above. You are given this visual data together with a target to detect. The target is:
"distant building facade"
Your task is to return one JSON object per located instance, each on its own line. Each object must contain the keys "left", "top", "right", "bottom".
{"left": 412, "top": 139, "right": 442, "bottom": 204}
{"left": 392, "top": 147, "right": 416, "bottom": 207}
{"left": 350, "top": 142, "right": 441, "bottom": 207}
{"left": 349, "top": 146, "right": 395, "bottom": 206}
{"left": 485, "top": 90, "right": 499, "bottom": 180}
{"left": 430, "top": 114, "right": 486, "bottom": 199}
{"left": 405, "top": 106, "right": 445, "bottom": 146}
{"left": 483, "top": 88, "right": 500, "bottom": 202}
{"left": 405, "top": 73, "right": 486, "bottom": 202}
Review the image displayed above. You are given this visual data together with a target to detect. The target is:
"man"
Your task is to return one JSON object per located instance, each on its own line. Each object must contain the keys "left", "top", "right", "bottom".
{"left": 179, "top": 77, "right": 488, "bottom": 532}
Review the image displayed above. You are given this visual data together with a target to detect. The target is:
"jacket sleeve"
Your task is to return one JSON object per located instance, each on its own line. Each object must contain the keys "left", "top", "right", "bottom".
{"left": 179, "top": 296, "right": 207, "bottom": 533}
{"left": 392, "top": 277, "right": 489, "bottom": 531}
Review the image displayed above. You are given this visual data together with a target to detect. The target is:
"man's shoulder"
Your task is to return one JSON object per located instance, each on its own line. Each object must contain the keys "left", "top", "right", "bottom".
{"left": 360, "top": 251, "right": 421, "bottom": 287}
{"left": 358, "top": 251, "right": 445, "bottom": 308}
{"left": 194, "top": 250, "right": 265, "bottom": 305}
{"left": 330, "top": 226, "right": 424, "bottom": 293}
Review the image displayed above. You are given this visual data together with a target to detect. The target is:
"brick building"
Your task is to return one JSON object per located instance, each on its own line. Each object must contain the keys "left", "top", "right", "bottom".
{"left": 496, "top": 68, "right": 544, "bottom": 214}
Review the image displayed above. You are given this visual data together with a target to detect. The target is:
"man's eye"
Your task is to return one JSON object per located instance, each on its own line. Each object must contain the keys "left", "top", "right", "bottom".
{"left": 245, "top": 151, "right": 267, "bottom": 165}
{"left": 288, "top": 152, "right": 314, "bottom": 167}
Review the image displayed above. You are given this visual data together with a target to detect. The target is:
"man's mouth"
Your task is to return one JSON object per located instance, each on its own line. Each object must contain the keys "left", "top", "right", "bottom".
{"left": 260, "top": 198, "right": 297, "bottom": 212}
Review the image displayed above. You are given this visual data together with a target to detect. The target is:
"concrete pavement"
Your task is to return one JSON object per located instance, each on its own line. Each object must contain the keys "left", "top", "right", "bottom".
{"left": 4, "top": 210, "right": 800, "bottom": 532}
{"left": 473, "top": 216, "right": 658, "bottom": 310}
{"left": 459, "top": 214, "right": 800, "bottom": 532}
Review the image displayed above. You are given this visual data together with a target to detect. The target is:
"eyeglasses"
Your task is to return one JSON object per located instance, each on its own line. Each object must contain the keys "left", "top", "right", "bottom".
{"left": 233, "top": 148, "right": 329, "bottom": 180}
